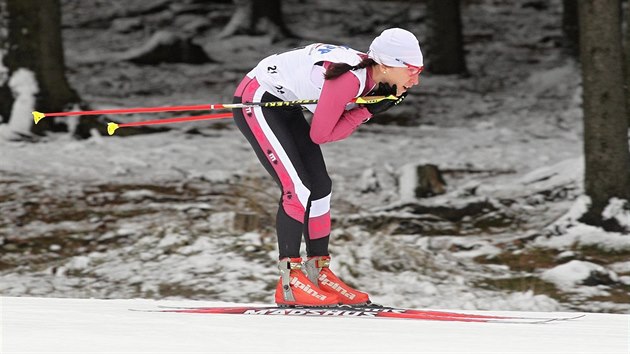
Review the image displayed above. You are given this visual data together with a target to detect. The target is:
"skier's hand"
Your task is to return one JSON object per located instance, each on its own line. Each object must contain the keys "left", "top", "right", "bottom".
{"left": 366, "top": 90, "right": 407, "bottom": 115}
{"left": 368, "top": 82, "right": 397, "bottom": 97}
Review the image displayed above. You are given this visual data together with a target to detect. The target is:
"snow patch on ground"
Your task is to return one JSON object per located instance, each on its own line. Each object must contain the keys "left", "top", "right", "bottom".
{"left": 536, "top": 224, "right": 630, "bottom": 252}
{"left": 541, "top": 260, "right": 619, "bottom": 290}
{"left": 538, "top": 196, "right": 630, "bottom": 252}
{"left": 603, "top": 198, "right": 630, "bottom": 229}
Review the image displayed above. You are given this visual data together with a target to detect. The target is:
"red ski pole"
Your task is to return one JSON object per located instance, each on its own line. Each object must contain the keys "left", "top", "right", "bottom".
{"left": 106, "top": 113, "right": 234, "bottom": 135}
{"left": 32, "top": 96, "right": 396, "bottom": 124}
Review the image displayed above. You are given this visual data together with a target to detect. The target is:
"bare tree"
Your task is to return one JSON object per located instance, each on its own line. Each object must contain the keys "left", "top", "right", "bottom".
{"left": 425, "top": 0, "right": 468, "bottom": 75}
{"left": 0, "top": 0, "right": 11, "bottom": 122}
{"left": 578, "top": 0, "right": 630, "bottom": 231}
{"left": 625, "top": 0, "right": 629, "bottom": 122}
{"left": 1, "top": 0, "right": 80, "bottom": 136}
{"left": 218, "top": 0, "right": 296, "bottom": 41}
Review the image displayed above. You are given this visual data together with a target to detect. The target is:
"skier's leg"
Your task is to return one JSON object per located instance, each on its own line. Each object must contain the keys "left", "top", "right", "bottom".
{"left": 233, "top": 78, "right": 310, "bottom": 258}
{"left": 233, "top": 77, "right": 339, "bottom": 306}
{"left": 289, "top": 117, "right": 371, "bottom": 305}
{"left": 288, "top": 115, "right": 332, "bottom": 257}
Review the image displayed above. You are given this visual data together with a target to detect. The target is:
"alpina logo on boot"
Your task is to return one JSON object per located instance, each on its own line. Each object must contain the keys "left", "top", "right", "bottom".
{"left": 319, "top": 274, "right": 356, "bottom": 300}
{"left": 290, "top": 277, "right": 327, "bottom": 300}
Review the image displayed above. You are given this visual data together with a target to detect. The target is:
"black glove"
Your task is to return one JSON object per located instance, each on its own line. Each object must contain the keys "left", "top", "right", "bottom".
{"left": 368, "top": 82, "right": 397, "bottom": 97}
{"left": 366, "top": 83, "right": 407, "bottom": 115}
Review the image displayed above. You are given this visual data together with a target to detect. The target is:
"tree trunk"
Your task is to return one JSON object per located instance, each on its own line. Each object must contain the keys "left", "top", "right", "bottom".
{"left": 578, "top": 0, "right": 630, "bottom": 230}
{"left": 2, "top": 0, "right": 80, "bottom": 135}
{"left": 219, "top": 0, "right": 296, "bottom": 41}
{"left": 562, "top": 0, "right": 580, "bottom": 57}
{"left": 625, "top": 0, "right": 630, "bottom": 124}
{"left": 425, "top": 0, "right": 468, "bottom": 75}
{"left": 1, "top": 0, "right": 12, "bottom": 122}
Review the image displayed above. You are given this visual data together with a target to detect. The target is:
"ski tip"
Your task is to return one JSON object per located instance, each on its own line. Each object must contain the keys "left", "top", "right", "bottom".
{"left": 107, "top": 122, "right": 119, "bottom": 135}
{"left": 32, "top": 111, "right": 45, "bottom": 124}
{"left": 553, "top": 314, "right": 587, "bottom": 322}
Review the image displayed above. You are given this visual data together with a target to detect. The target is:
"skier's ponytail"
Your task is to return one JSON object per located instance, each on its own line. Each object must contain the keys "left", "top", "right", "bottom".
{"left": 324, "top": 57, "right": 376, "bottom": 80}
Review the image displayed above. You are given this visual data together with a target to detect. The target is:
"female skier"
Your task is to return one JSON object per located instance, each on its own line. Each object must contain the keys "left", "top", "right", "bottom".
{"left": 232, "top": 28, "right": 424, "bottom": 307}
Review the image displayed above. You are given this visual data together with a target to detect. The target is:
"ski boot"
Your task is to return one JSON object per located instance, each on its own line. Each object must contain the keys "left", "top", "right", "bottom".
{"left": 303, "top": 255, "right": 370, "bottom": 305}
{"left": 275, "top": 257, "right": 340, "bottom": 307}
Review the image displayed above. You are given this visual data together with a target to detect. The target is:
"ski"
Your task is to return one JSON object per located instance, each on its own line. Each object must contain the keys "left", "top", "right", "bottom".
{"left": 131, "top": 304, "right": 585, "bottom": 324}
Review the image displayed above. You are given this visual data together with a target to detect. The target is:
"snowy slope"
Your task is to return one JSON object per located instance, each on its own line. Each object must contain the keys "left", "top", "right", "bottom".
{"left": 2, "top": 296, "right": 628, "bottom": 354}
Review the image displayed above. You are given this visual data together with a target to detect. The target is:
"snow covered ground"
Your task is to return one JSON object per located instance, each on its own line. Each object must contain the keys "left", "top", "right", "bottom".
{"left": 1, "top": 115, "right": 628, "bottom": 313}
{"left": 2, "top": 296, "right": 628, "bottom": 354}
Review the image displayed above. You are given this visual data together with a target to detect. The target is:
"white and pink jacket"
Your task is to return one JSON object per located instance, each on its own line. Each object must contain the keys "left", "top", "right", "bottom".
{"left": 243, "top": 43, "right": 376, "bottom": 143}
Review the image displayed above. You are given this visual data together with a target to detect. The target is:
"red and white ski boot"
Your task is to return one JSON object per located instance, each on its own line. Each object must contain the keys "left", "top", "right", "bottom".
{"left": 303, "top": 255, "right": 370, "bottom": 305}
{"left": 275, "top": 257, "right": 340, "bottom": 307}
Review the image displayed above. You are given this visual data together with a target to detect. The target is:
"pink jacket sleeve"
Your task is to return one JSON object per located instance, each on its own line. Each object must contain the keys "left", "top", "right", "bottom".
{"left": 309, "top": 72, "right": 372, "bottom": 144}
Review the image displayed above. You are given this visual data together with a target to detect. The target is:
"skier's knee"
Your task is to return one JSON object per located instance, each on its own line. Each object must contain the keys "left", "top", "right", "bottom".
{"left": 281, "top": 188, "right": 309, "bottom": 222}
